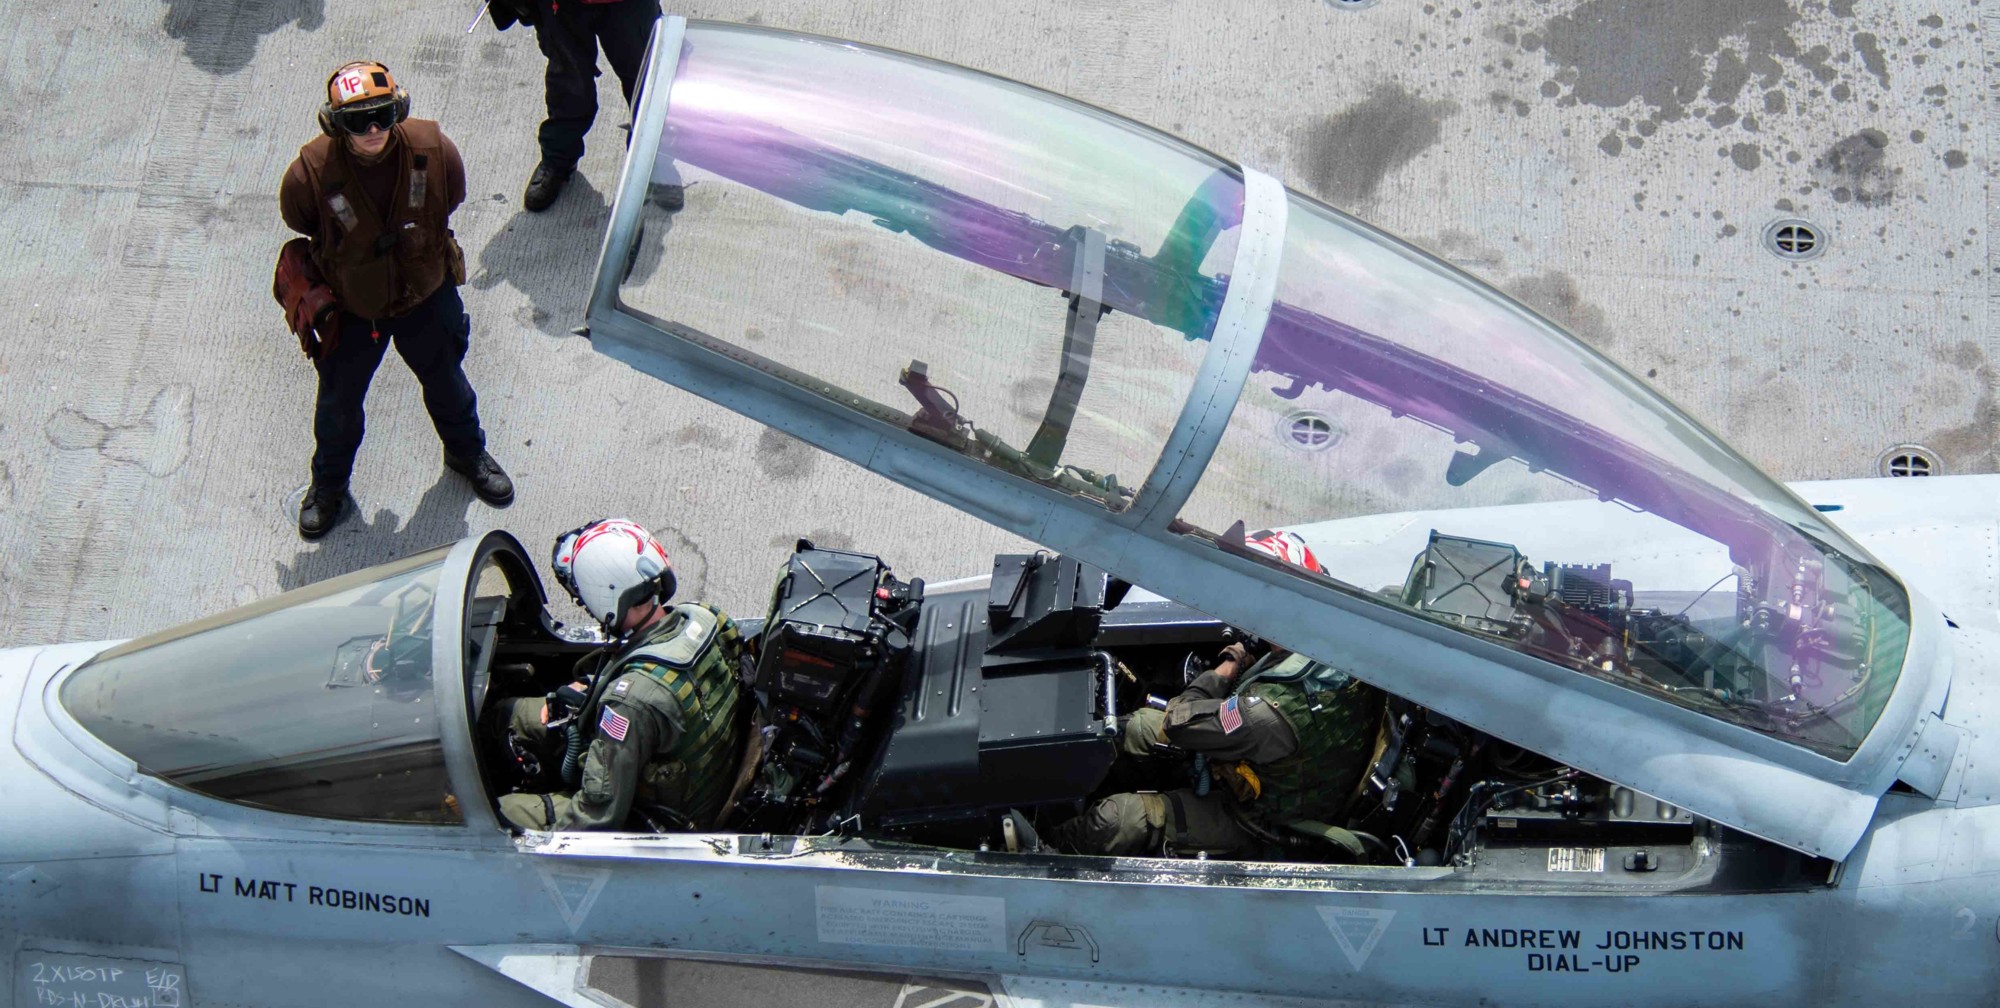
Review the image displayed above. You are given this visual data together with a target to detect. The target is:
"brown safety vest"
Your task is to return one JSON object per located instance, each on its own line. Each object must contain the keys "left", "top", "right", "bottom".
{"left": 294, "top": 120, "right": 463, "bottom": 319}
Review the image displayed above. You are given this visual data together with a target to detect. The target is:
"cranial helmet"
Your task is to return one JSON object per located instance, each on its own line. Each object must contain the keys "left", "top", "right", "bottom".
{"left": 551, "top": 519, "right": 678, "bottom": 632}
{"left": 1245, "top": 529, "right": 1326, "bottom": 575}
{"left": 317, "top": 60, "right": 411, "bottom": 138}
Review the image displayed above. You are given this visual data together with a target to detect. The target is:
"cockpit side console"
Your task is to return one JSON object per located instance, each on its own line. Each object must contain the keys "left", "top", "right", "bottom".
{"left": 858, "top": 554, "right": 1118, "bottom": 830}
{"left": 754, "top": 545, "right": 896, "bottom": 718}
{"left": 737, "top": 544, "right": 1119, "bottom": 839}
{"left": 735, "top": 543, "right": 923, "bottom": 830}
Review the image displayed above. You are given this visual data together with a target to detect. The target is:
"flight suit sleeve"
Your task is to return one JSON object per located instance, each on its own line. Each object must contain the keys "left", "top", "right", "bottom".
{"left": 1162, "top": 676, "right": 1298, "bottom": 765}
{"left": 1179, "top": 669, "right": 1236, "bottom": 701}
{"left": 279, "top": 158, "right": 318, "bottom": 236}
{"left": 555, "top": 673, "right": 686, "bottom": 830}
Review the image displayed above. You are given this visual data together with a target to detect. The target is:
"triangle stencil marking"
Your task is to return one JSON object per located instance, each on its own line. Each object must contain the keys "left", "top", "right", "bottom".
{"left": 537, "top": 865, "right": 612, "bottom": 932}
{"left": 1317, "top": 905, "right": 1396, "bottom": 971}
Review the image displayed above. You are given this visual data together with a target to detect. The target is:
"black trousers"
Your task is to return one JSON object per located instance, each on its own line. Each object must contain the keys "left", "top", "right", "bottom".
{"left": 311, "top": 283, "right": 485, "bottom": 489}
{"left": 533, "top": 0, "right": 661, "bottom": 168}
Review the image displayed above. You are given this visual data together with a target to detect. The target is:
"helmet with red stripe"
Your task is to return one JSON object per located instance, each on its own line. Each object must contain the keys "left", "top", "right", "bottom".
{"left": 550, "top": 518, "right": 678, "bottom": 633}
{"left": 1244, "top": 529, "right": 1325, "bottom": 574}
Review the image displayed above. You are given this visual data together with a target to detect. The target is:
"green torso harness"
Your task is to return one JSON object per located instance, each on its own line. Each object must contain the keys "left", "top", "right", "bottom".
{"left": 611, "top": 603, "right": 746, "bottom": 828}
{"left": 1234, "top": 653, "right": 1384, "bottom": 825}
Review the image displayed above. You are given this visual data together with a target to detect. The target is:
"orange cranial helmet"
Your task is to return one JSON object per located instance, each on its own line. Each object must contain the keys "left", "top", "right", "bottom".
{"left": 317, "top": 60, "right": 411, "bottom": 138}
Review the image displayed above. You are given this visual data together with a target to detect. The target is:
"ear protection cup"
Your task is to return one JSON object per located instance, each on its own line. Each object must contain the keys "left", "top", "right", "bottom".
{"left": 612, "top": 555, "right": 677, "bottom": 623}
{"left": 319, "top": 60, "right": 411, "bottom": 137}
{"left": 610, "top": 569, "right": 676, "bottom": 629}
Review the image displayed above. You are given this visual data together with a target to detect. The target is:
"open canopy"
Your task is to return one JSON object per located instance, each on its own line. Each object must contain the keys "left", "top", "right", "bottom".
{"left": 584, "top": 18, "right": 1942, "bottom": 858}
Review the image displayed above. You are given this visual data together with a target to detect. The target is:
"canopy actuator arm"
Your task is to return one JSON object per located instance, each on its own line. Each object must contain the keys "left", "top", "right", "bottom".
{"left": 1025, "top": 225, "right": 1109, "bottom": 473}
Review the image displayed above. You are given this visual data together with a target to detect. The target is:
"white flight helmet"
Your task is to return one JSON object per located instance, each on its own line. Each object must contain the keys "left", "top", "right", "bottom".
{"left": 1245, "top": 528, "right": 1326, "bottom": 574}
{"left": 551, "top": 518, "right": 678, "bottom": 633}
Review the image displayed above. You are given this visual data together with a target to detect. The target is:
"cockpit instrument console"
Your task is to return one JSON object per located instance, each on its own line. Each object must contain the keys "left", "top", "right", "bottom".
{"left": 1399, "top": 530, "right": 1883, "bottom": 746}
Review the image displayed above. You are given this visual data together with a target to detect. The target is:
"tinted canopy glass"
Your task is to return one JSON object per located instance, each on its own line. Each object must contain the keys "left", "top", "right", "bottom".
{"left": 60, "top": 549, "right": 461, "bottom": 824}
{"left": 617, "top": 23, "right": 1243, "bottom": 509}
{"left": 1177, "top": 195, "right": 1911, "bottom": 759}
{"left": 601, "top": 21, "right": 1913, "bottom": 767}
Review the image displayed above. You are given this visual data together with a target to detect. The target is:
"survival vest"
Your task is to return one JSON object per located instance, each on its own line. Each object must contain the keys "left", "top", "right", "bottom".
{"left": 1234, "top": 653, "right": 1384, "bottom": 825}
{"left": 293, "top": 120, "right": 463, "bottom": 319}
{"left": 615, "top": 603, "right": 747, "bottom": 829}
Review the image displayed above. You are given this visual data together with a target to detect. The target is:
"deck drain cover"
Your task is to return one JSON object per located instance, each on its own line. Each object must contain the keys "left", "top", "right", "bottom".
{"left": 1763, "top": 218, "right": 1826, "bottom": 261}
{"left": 1281, "top": 410, "right": 1344, "bottom": 451}
{"left": 1878, "top": 443, "right": 1941, "bottom": 477}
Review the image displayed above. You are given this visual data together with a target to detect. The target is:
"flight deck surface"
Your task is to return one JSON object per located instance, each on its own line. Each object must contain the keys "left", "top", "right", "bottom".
{"left": 0, "top": 2, "right": 1988, "bottom": 658}
{"left": 1, "top": 6, "right": 1997, "bottom": 1008}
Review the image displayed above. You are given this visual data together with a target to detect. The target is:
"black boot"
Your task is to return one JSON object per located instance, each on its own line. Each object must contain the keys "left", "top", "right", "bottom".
{"left": 446, "top": 450, "right": 515, "bottom": 506}
{"left": 523, "top": 161, "right": 573, "bottom": 213}
{"left": 298, "top": 483, "right": 347, "bottom": 540}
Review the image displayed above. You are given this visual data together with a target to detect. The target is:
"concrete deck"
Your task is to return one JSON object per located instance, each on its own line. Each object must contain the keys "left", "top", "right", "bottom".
{"left": 0, "top": 0, "right": 1989, "bottom": 645}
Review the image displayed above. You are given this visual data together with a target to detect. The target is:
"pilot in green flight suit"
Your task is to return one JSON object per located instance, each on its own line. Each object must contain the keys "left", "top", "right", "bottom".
{"left": 1052, "top": 642, "right": 1383, "bottom": 857}
{"left": 493, "top": 519, "right": 746, "bottom": 832}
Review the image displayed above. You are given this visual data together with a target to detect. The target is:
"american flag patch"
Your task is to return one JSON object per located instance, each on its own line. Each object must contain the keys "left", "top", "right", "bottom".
{"left": 1219, "top": 696, "right": 1243, "bottom": 734}
{"left": 599, "top": 706, "right": 630, "bottom": 742}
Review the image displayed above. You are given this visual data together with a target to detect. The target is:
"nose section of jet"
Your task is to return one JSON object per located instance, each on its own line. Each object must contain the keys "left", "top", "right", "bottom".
{"left": 0, "top": 642, "right": 186, "bottom": 958}
{"left": 0, "top": 640, "right": 176, "bottom": 855}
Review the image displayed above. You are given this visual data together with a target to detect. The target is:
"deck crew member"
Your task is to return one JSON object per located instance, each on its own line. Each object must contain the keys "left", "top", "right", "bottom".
{"left": 495, "top": 519, "right": 748, "bottom": 831}
{"left": 277, "top": 60, "right": 513, "bottom": 538}
{"left": 489, "top": 0, "right": 663, "bottom": 212}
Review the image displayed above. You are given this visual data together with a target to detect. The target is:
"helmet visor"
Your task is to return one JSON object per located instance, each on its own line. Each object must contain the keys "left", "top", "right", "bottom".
{"left": 331, "top": 101, "right": 398, "bottom": 137}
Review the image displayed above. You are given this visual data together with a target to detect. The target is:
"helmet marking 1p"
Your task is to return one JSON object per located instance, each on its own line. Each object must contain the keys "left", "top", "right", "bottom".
{"left": 317, "top": 60, "right": 412, "bottom": 138}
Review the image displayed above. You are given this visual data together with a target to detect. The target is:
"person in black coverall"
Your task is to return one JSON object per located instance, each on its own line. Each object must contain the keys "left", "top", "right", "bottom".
{"left": 493, "top": 0, "right": 664, "bottom": 212}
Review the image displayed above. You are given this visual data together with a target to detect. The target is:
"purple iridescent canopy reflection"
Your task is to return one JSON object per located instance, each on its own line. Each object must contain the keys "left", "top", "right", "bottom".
{"left": 640, "top": 23, "right": 1909, "bottom": 757}
{"left": 662, "top": 61, "right": 1779, "bottom": 565}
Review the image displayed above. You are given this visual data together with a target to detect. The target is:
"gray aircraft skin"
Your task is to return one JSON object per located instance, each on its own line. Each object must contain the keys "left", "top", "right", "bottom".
{"left": 6, "top": 15, "right": 2000, "bottom": 1008}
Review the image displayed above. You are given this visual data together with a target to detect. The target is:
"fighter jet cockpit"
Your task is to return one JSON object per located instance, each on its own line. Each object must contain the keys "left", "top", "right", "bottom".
{"left": 582, "top": 19, "right": 1939, "bottom": 862}
{"left": 43, "top": 514, "right": 1896, "bottom": 882}
{"left": 46, "top": 19, "right": 1935, "bottom": 877}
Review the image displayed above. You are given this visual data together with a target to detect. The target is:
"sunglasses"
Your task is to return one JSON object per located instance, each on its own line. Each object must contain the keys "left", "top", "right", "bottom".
{"left": 332, "top": 102, "right": 398, "bottom": 136}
